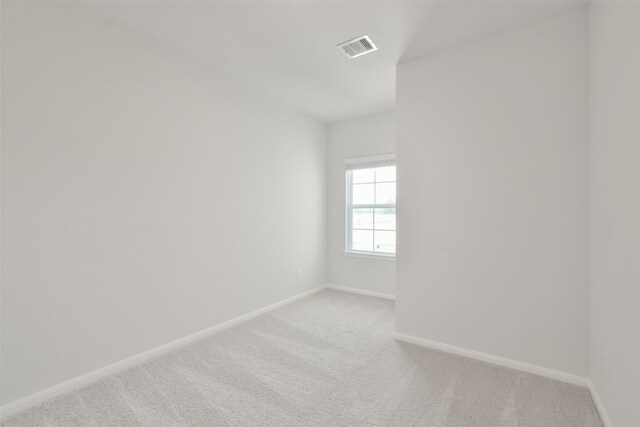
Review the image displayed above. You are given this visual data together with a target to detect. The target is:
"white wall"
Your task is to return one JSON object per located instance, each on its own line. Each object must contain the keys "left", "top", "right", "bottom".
{"left": 589, "top": 2, "right": 640, "bottom": 425}
{"left": 327, "top": 111, "right": 395, "bottom": 295}
{"left": 396, "top": 9, "right": 590, "bottom": 376}
{"left": 0, "top": 2, "right": 326, "bottom": 405}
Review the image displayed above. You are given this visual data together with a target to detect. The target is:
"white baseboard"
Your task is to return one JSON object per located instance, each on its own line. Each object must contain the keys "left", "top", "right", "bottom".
{"left": 393, "top": 332, "right": 589, "bottom": 387}
{"left": 0, "top": 285, "right": 326, "bottom": 420}
{"left": 325, "top": 283, "right": 395, "bottom": 300}
{"left": 588, "top": 380, "right": 612, "bottom": 427}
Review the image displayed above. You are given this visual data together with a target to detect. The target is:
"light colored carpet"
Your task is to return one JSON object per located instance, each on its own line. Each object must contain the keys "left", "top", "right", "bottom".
{"left": 3, "top": 289, "right": 602, "bottom": 426}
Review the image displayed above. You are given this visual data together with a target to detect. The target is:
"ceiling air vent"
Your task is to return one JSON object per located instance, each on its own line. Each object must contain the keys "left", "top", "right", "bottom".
{"left": 337, "top": 35, "right": 378, "bottom": 59}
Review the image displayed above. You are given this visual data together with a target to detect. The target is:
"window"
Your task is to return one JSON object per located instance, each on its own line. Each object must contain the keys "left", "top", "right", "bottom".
{"left": 345, "top": 158, "right": 396, "bottom": 257}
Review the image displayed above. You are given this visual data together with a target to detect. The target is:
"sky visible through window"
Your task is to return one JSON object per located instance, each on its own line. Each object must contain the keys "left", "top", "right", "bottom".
{"left": 347, "top": 165, "right": 396, "bottom": 255}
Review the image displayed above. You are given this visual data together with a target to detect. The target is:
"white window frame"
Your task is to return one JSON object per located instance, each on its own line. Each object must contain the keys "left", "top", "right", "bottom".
{"left": 344, "top": 154, "right": 396, "bottom": 259}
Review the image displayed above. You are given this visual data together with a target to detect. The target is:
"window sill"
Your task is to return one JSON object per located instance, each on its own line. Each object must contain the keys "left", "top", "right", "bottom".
{"left": 343, "top": 251, "right": 396, "bottom": 261}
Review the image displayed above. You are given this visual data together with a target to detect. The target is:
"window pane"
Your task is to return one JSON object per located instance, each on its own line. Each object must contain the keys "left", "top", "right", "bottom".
{"left": 374, "top": 230, "right": 396, "bottom": 254}
{"left": 352, "top": 168, "right": 375, "bottom": 184}
{"left": 375, "top": 182, "right": 396, "bottom": 204}
{"left": 374, "top": 208, "right": 396, "bottom": 230}
{"left": 352, "top": 208, "right": 373, "bottom": 229}
{"left": 352, "top": 183, "right": 374, "bottom": 205}
{"left": 352, "top": 230, "right": 374, "bottom": 252}
{"left": 376, "top": 166, "right": 396, "bottom": 182}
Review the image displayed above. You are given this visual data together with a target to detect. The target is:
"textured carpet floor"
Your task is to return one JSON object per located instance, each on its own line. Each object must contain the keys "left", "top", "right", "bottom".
{"left": 3, "top": 289, "right": 602, "bottom": 426}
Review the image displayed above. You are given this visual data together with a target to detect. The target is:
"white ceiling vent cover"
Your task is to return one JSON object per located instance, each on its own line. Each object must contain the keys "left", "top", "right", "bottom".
{"left": 337, "top": 35, "right": 378, "bottom": 59}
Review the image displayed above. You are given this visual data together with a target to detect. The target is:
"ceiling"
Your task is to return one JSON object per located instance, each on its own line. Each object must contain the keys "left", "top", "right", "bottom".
{"left": 83, "top": 1, "right": 586, "bottom": 123}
